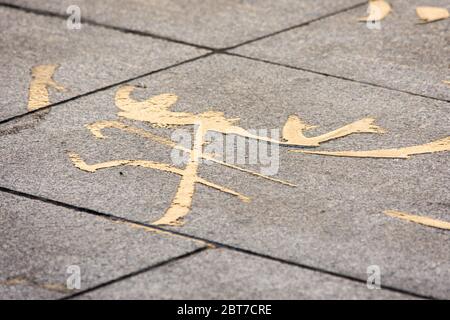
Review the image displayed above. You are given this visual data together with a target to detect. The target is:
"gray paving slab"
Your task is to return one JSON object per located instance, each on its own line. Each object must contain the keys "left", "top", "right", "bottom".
{"left": 76, "top": 248, "right": 413, "bottom": 299}
{"left": 232, "top": 0, "right": 450, "bottom": 101}
{"left": 0, "top": 55, "right": 448, "bottom": 299}
{"left": 0, "top": 6, "right": 206, "bottom": 122}
{"left": 1, "top": 0, "right": 364, "bottom": 49}
{"left": 0, "top": 191, "right": 204, "bottom": 299}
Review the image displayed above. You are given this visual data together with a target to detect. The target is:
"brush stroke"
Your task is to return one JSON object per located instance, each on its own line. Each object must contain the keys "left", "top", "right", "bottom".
{"left": 28, "top": 64, "right": 65, "bottom": 111}
{"left": 384, "top": 210, "right": 450, "bottom": 230}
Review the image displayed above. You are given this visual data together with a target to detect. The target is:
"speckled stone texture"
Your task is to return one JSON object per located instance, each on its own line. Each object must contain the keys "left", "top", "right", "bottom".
{"left": 0, "top": 55, "right": 448, "bottom": 299}
{"left": 233, "top": 0, "right": 450, "bottom": 101}
{"left": 0, "top": 192, "right": 204, "bottom": 299}
{"left": 0, "top": 0, "right": 365, "bottom": 48}
{"left": 0, "top": 5, "right": 206, "bottom": 121}
{"left": 77, "top": 249, "right": 415, "bottom": 299}
{"left": 1, "top": 1, "right": 448, "bottom": 300}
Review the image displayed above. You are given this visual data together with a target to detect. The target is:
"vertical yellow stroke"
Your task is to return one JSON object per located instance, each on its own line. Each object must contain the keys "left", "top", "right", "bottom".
{"left": 153, "top": 123, "right": 206, "bottom": 226}
{"left": 28, "top": 64, "right": 65, "bottom": 111}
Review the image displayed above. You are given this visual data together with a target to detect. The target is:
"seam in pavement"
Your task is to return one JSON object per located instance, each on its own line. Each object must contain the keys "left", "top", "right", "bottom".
{"left": 0, "top": 52, "right": 214, "bottom": 127}
{"left": 61, "top": 247, "right": 209, "bottom": 300}
{"left": 0, "top": 2, "right": 445, "bottom": 300}
{"left": 1, "top": 48, "right": 447, "bottom": 131}
{"left": 0, "top": 2, "right": 214, "bottom": 51}
{"left": 224, "top": 52, "right": 450, "bottom": 104}
{"left": 1, "top": 0, "right": 448, "bottom": 130}
{"left": 0, "top": 186, "right": 435, "bottom": 300}
{"left": 0, "top": 1, "right": 366, "bottom": 52}
{"left": 220, "top": 1, "right": 367, "bottom": 51}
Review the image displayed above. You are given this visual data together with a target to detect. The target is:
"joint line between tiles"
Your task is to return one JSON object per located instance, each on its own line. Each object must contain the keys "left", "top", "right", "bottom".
{"left": 0, "top": 1, "right": 215, "bottom": 51}
{"left": 221, "top": 1, "right": 368, "bottom": 51}
{"left": 2, "top": 1, "right": 446, "bottom": 129}
{"left": 61, "top": 247, "right": 209, "bottom": 299}
{"left": 0, "top": 1, "right": 367, "bottom": 52}
{"left": 223, "top": 52, "right": 450, "bottom": 104}
{"left": 0, "top": 186, "right": 435, "bottom": 300}
{"left": 0, "top": 52, "right": 214, "bottom": 127}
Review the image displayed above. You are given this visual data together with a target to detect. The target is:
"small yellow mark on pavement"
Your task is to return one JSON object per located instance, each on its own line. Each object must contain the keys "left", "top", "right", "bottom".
{"left": 384, "top": 210, "right": 450, "bottom": 230}
{"left": 28, "top": 64, "right": 65, "bottom": 111}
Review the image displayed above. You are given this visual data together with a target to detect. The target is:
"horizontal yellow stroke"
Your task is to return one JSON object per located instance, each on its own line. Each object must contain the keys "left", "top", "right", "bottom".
{"left": 384, "top": 210, "right": 450, "bottom": 231}
{"left": 291, "top": 136, "right": 450, "bottom": 159}
{"left": 87, "top": 120, "right": 296, "bottom": 187}
{"left": 67, "top": 152, "right": 251, "bottom": 203}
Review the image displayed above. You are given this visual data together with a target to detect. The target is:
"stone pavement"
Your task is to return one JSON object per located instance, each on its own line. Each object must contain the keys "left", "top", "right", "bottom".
{"left": 0, "top": 1, "right": 449, "bottom": 300}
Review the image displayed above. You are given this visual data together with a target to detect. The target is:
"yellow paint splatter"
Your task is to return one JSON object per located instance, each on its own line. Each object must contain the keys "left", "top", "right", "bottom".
{"left": 416, "top": 6, "right": 449, "bottom": 23}
{"left": 358, "top": 0, "right": 391, "bottom": 22}
{"left": 28, "top": 64, "right": 65, "bottom": 111}
{"left": 291, "top": 136, "right": 450, "bottom": 159}
{"left": 384, "top": 210, "right": 450, "bottom": 230}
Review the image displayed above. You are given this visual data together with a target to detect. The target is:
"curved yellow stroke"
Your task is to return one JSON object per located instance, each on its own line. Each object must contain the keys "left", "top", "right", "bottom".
{"left": 291, "top": 136, "right": 450, "bottom": 159}
{"left": 115, "top": 85, "right": 178, "bottom": 112}
{"left": 282, "top": 116, "right": 384, "bottom": 146}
